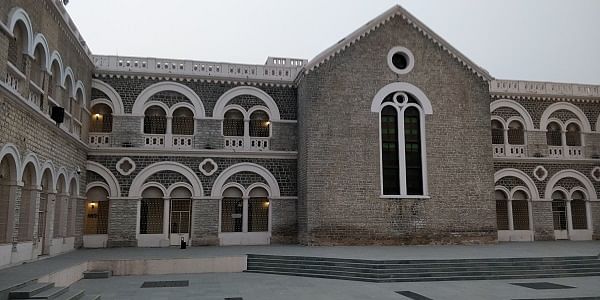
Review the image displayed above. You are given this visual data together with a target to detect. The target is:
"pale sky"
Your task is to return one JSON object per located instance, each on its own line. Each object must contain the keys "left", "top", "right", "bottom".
{"left": 66, "top": 0, "right": 600, "bottom": 85}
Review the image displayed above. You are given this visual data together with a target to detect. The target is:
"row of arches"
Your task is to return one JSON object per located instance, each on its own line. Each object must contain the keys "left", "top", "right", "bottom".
{"left": 0, "top": 144, "right": 79, "bottom": 253}
{"left": 5, "top": 7, "right": 87, "bottom": 111}
{"left": 494, "top": 168, "right": 597, "bottom": 240}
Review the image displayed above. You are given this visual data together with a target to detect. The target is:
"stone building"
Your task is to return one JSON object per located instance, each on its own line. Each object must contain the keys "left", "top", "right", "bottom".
{"left": 0, "top": 1, "right": 598, "bottom": 267}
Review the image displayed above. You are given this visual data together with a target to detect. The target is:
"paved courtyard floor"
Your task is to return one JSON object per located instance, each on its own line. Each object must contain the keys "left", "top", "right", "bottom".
{"left": 71, "top": 272, "right": 600, "bottom": 300}
{"left": 1, "top": 241, "right": 599, "bottom": 298}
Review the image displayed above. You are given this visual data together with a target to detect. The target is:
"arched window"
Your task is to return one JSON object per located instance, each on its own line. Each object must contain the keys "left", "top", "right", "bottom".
{"left": 571, "top": 191, "right": 587, "bottom": 230}
{"left": 38, "top": 169, "right": 52, "bottom": 247}
{"left": 546, "top": 122, "right": 562, "bottom": 146}
{"left": 249, "top": 110, "right": 270, "bottom": 137}
{"left": 0, "top": 155, "right": 18, "bottom": 244}
{"left": 54, "top": 175, "right": 66, "bottom": 238}
{"left": 507, "top": 121, "right": 525, "bottom": 145}
{"left": 495, "top": 190, "right": 509, "bottom": 230}
{"left": 140, "top": 187, "right": 164, "bottom": 234}
{"left": 491, "top": 120, "right": 504, "bottom": 145}
{"left": 144, "top": 106, "right": 167, "bottom": 134}
{"left": 172, "top": 107, "right": 194, "bottom": 135}
{"left": 223, "top": 109, "right": 244, "bottom": 137}
{"left": 63, "top": 76, "right": 73, "bottom": 110}
{"left": 221, "top": 187, "right": 243, "bottom": 233}
{"left": 248, "top": 187, "right": 269, "bottom": 232}
{"left": 379, "top": 92, "right": 427, "bottom": 196}
{"left": 169, "top": 187, "right": 192, "bottom": 238}
{"left": 90, "top": 103, "right": 113, "bottom": 133}
{"left": 18, "top": 163, "right": 37, "bottom": 241}
{"left": 565, "top": 123, "right": 582, "bottom": 146}
{"left": 49, "top": 61, "right": 61, "bottom": 102}
{"left": 8, "top": 22, "right": 27, "bottom": 72}
{"left": 511, "top": 190, "right": 529, "bottom": 230}
{"left": 85, "top": 186, "right": 109, "bottom": 235}
{"left": 31, "top": 44, "right": 46, "bottom": 88}
{"left": 551, "top": 191, "right": 567, "bottom": 231}
{"left": 74, "top": 89, "right": 84, "bottom": 121}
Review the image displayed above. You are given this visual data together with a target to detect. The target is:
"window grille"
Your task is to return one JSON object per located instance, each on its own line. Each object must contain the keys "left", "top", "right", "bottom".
{"left": 8, "top": 37, "right": 18, "bottom": 67}
{"left": 511, "top": 200, "right": 529, "bottom": 230}
{"left": 404, "top": 107, "right": 423, "bottom": 195}
{"left": 546, "top": 123, "right": 562, "bottom": 146}
{"left": 248, "top": 198, "right": 269, "bottom": 232}
{"left": 84, "top": 201, "right": 109, "bottom": 235}
{"left": 507, "top": 121, "right": 525, "bottom": 145}
{"left": 571, "top": 199, "right": 587, "bottom": 229}
{"left": 37, "top": 194, "right": 47, "bottom": 241}
{"left": 249, "top": 111, "right": 270, "bottom": 137}
{"left": 221, "top": 198, "right": 243, "bottom": 232}
{"left": 223, "top": 119, "right": 244, "bottom": 136}
{"left": 170, "top": 199, "right": 191, "bottom": 234}
{"left": 552, "top": 200, "right": 567, "bottom": 230}
{"left": 90, "top": 114, "right": 113, "bottom": 133}
{"left": 566, "top": 124, "right": 581, "bottom": 146}
{"left": 496, "top": 200, "right": 509, "bottom": 230}
{"left": 144, "top": 116, "right": 167, "bottom": 134}
{"left": 381, "top": 106, "right": 400, "bottom": 195}
{"left": 172, "top": 117, "right": 194, "bottom": 135}
{"left": 140, "top": 199, "right": 164, "bottom": 234}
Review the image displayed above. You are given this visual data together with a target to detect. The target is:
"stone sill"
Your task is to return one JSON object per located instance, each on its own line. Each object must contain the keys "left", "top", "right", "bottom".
{"left": 380, "top": 195, "right": 430, "bottom": 200}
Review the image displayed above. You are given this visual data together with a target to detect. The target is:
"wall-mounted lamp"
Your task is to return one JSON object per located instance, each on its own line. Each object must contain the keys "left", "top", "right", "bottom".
{"left": 88, "top": 202, "right": 97, "bottom": 209}
{"left": 263, "top": 201, "right": 270, "bottom": 208}
{"left": 264, "top": 121, "right": 271, "bottom": 127}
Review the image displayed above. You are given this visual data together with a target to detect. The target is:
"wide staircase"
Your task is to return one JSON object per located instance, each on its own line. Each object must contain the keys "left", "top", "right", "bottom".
{"left": 245, "top": 254, "right": 600, "bottom": 282}
{"left": 7, "top": 282, "right": 100, "bottom": 300}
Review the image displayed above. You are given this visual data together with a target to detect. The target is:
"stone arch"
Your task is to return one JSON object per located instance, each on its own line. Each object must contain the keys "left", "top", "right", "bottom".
{"left": 211, "top": 163, "right": 280, "bottom": 197}
{"left": 40, "top": 160, "right": 56, "bottom": 192}
{"left": 92, "top": 79, "right": 124, "bottom": 115}
{"left": 30, "top": 33, "right": 49, "bottom": 69}
{"left": 132, "top": 82, "right": 205, "bottom": 117}
{"left": 371, "top": 82, "right": 433, "bottom": 115}
{"left": 140, "top": 182, "right": 167, "bottom": 197}
{"left": 129, "top": 162, "right": 203, "bottom": 197}
{"left": 490, "top": 99, "right": 535, "bottom": 131}
{"left": 169, "top": 102, "right": 197, "bottom": 118}
{"left": 48, "top": 51, "right": 64, "bottom": 78}
{"left": 55, "top": 169, "right": 68, "bottom": 194}
{"left": 20, "top": 152, "right": 41, "bottom": 185}
{"left": 62, "top": 67, "right": 75, "bottom": 96}
{"left": 68, "top": 172, "right": 80, "bottom": 197}
{"left": 596, "top": 114, "right": 600, "bottom": 132}
{"left": 494, "top": 168, "right": 540, "bottom": 201}
{"left": 246, "top": 182, "right": 271, "bottom": 198}
{"left": 214, "top": 86, "right": 281, "bottom": 120}
{"left": 540, "top": 102, "right": 592, "bottom": 133}
{"left": 544, "top": 170, "right": 597, "bottom": 201}
{"left": 90, "top": 99, "right": 114, "bottom": 113}
{"left": 7, "top": 7, "right": 33, "bottom": 55}
{"left": 86, "top": 161, "right": 120, "bottom": 197}
{"left": 86, "top": 182, "right": 110, "bottom": 195}
{"left": 166, "top": 182, "right": 193, "bottom": 197}
{"left": 75, "top": 81, "right": 86, "bottom": 107}
{"left": 0, "top": 143, "right": 22, "bottom": 182}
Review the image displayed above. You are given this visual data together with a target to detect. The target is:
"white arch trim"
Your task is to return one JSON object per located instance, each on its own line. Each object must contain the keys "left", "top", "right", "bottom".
{"left": 48, "top": 51, "right": 64, "bottom": 80}
{"left": 223, "top": 104, "right": 249, "bottom": 119}
{"left": 596, "top": 114, "right": 600, "bottom": 132}
{"left": 40, "top": 160, "right": 57, "bottom": 192}
{"left": 540, "top": 102, "right": 592, "bottom": 133}
{"left": 7, "top": 7, "right": 33, "bottom": 54}
{"left": 86, "top": 161, "right": 121, "bottom": 197}
{"left": 490, "top": 99, "right": 535, "bottom": 131}
{"left": 0, "top": 143, "right": 22, "bottom": 182}
{"left": 170, "top": 102, "right": 197, "bottom": 118}
{"left": 30, "top": 33, "right": 49, "bottom": 69}
{"left": 21, "top": 152, "right": 41, "bottom": 186}
{"left": 62, "top": 67, "right": 75, "bottom": 94}
{"left": 92, "top": 79, "right": 124, "bottom": 115}
{"left": 143, "top": 101, "right": 170, "bottom": 115}
{"left": 68, "top": 172, "right": 80, "bottom": 196}
{"left": 128, "top": 161, "right": 203, "bottom": 197}
{"left": 371, "top": 82, "right": 433, "bottom": 115}
{"left": 544, "top": 169, "right": 597, "bottom": 201}
{"left": 211, "top": 163, "right": 281, "bottom": 197}
{"left": 166, "top": 182, "right": 193, "bottom": 197}
{"left": 213, "top": 86, "right": 281, "bottom": 120}
{"left": 90, "top": 99, "right": 115, "bottom": 113}
{"left": 246, "top": 182, "right": 271, "bottom": 197}
{"left": 494, "top": 168, "right": 540, "bottom": 201}
{"left": 86, "top": 182, "right": 110, "bottom": 195}
{"left": 56, "top": 167, "right": 69, "bottom": 193}
{"left": 132, "top": 82, "right": 205, "bottom": 117}
{"left": 140, "top": 182, "right": 167, "bottom": 197}
{"left": 75, "top": 80, "right": 86, "bottom": 104}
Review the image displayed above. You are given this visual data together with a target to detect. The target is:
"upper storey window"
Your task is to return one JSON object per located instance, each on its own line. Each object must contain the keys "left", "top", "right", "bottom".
{"left": 90, "top": 103, "right": 113, "bottom": 133}
{"left": 378, "top": 92, "right": 428, "bottom": 197}
{"left": 8, "top": 22, "right": 27, "bottom": 73}
{"left": 144, "top": 106, "right": 167, "bottom": 134}
{"left": 565, "top": 123, "right": 582, "bottom": 146}
{"left": 223, "top": 109, "right": 244, "bottom": 137}
{"left": 249, "top": 110, "right": 270, "bottom": 137}
{"left": 507, "top": 121, "right": 524, "bottom": 145}
{"left": 172, "top": 107, "right": 194, "bottom": 135}
{"left": 546, "top": 122, "right": 562, "bottom": 146}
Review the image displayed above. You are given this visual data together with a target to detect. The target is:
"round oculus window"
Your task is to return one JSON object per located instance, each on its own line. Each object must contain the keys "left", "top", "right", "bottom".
{"left": 387, "top": 46, "right": 414, "bottom": 74}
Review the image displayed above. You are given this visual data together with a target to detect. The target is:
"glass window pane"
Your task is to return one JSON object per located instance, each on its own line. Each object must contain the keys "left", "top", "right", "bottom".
{"left": 140, "top": 199, "right": 164, "bottom": 234}
{"left": 221, "top": 198, "right": 243, "bottom": 232}
{"left": 248, "top": 198, "right": 269, "bottom": 232}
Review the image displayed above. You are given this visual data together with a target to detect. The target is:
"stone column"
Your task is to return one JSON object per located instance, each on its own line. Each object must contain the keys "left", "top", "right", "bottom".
{"left": 74, "top": 196, "right": 86, "bottom": 248}
{"left": 531, "top": 201, "right": 554, "bottom": 240}
{"left": 165, "top": 116, "right": 173, "bottom": 147}
{"left": 44, "top": 192, "right": 57, "bottom": 254}
{"left": 243, "top": 119, "right": 250, "bottom": 150}
{"left": 107, "top": 197, "right": 138, "bottom": 247}
{"left": 10, "top": 183, "right": 24, "bottom": 247}
{"left": 191, "top": 198, "right": 219, "bottom": 246}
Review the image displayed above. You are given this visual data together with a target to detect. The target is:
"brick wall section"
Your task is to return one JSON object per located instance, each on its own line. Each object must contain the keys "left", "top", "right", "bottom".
{"left": 194, "top": 119, "right": 222, "bottom": 149}
{"left": 592, "top": 202, "right": 600, "bottom": 240}
{"left": 107, "top": 199, "right": 137, "bottom": 247}
{"left": 531, "top": 201, "right": 554, "bottom": 240}
{"left": 224, "top": 171, "right": 267, "bottom": 188}
{"left": 94, "top": 76, "right": 297, "bottom": 119}
{"left": 271, "top": 122, "right": 297, "bottom": 152}
{"left": 110, "top": 116, "right": 143, "bottom": 147}
{"left": 271, "top": 199, "right": 297, "bottom": 244}
{"left": 87, "top": 170, "right": 108, "bottom": 185}
{"left": 191, "top": 199, "right": 219, "bottom": 246}
{"left": 297, "top": 15, "right": 496, "bottom": 245}
{"left": 145, "top": 171, "right": 191, "bottom": 189}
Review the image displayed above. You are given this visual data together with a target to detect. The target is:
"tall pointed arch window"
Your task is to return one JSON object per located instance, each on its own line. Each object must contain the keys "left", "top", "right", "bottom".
{"left": 378, "top": 91, "right": 429, "bottom": 197}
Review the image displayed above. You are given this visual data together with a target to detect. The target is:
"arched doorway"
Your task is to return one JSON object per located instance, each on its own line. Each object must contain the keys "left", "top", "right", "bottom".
{"left": 138, "top": 186, "right": 167, "bottom": 247}
{"left": 168, "top": 186, "right": 192, "bottom": 245}
{"left": 37, "top": 168, "right": 53, "bottom": 255}
{"left": 84, "top": 185, "right": 109, "bottom": 248}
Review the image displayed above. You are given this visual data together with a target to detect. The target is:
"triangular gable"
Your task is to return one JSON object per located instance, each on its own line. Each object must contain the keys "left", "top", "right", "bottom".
{"left": 304, "top": 5, "right": 493, "bottom": 81}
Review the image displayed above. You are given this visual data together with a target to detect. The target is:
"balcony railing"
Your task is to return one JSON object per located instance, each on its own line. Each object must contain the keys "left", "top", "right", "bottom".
{"left": 548, "top": 146, "right": 563, "bottom": 158}
{"left": 493, "top": 144, "right": 525, "bottom": 158}
{"left": 89, "top": 133, "right": 111, "bottom": 147}
{"left": 250, "top": 137, "right": 269, "bottom": 151}
{"left": 6, "top": 72, "right": 19, "bottom": 92}
{"left": 224, "top": 137, "right": 244, "bottom": 150}
{"left": 566, "top": 146, "right": 583, "bottom": 158}
{"left": 144, "top": 134, "right": 165, "bottom": 148}
{"left": 172, "top": 135, "right": 193, "bottom": 149}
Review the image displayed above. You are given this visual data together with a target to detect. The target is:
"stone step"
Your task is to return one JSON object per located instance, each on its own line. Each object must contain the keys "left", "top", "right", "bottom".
{"left": 27, "top": 286, "right": 69, "bottom": 299}
{"left": 247, "top": 262, "right": 600, "bottom": 274}
{"left": 83, "top": 271, "right": 112, "bottom": 279}
{"left": 79, "top": 295, "right": 101, "bottom": 300}
{"left": 9, "top": 283, "right": 55, "bottom": 299}
{"left": 48, "top": 290, "right": 84, "bottom": 300}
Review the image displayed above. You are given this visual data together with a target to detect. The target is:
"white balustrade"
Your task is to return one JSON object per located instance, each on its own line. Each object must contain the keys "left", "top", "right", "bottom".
{"left": 506, "top": 145, "right": 526, "bottom": 157}
{"left": 493, "top": 145, "right": 505, "bottom": 157}
{"left": 250, "top": 137, "right": 270, "bottom": 151}
{"left": 491, "top": 80, "right": 600, "bottom": 98}
{"left": 73, "top": 123, "right": 82, "bottom": 138}
{"left": 566, "top": 146, "right": 583, "bottom": 158}
{"left": 6, "top": 72, "right": 19, "bottom": 91}
{"left": 144, "top": 134, "right": 166, "bottom": 147}
{"left": 89, "top": 133, "right": 111, "bottom": 147}
{"left": 224, "top": 137, "right": 244, "bottom": 150}
{"left": 548, "top": 146, "right": 563, "bottom": 158}
{"left": 28, "top": 91, "right": 41, "bottom": 108}
{"left": 172, "top": 135, "right": 193, "bottom": 149}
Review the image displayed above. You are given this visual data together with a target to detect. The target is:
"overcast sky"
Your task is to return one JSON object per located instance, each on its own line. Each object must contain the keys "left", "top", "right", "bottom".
{"left": 66, "top": 0, "right": 600, "bottom": 85}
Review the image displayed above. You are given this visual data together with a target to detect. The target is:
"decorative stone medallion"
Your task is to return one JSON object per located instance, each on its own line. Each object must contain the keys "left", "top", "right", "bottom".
{"left": 591, "top": 166, "right": 600, "bottom": 182}
{"left": 199, "top": 159, "right": 218, "bottom": 176}
{"left": 116, "top": 157, "right": 136, "bottom": 176}
{"left": 533, "top": 166, "right": 548, "bottom": 181}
